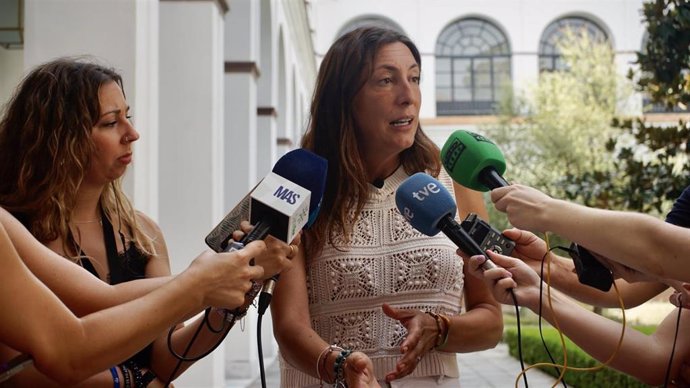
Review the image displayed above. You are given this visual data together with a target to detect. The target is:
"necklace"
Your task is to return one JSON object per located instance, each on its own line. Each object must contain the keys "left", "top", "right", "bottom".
{"left": 71, "top": 219, "right": 102, "bottom": 225}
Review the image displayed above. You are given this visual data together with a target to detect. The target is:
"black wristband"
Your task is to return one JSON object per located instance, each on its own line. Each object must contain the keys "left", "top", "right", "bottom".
{"left": 141, "top": 370, "right": 156, "bottom": 387}
{"left": 118, "top": 363, "right": 131, "bottom": 388}
{"left": 126, "top": 361, "right": 144, "bottom": 388}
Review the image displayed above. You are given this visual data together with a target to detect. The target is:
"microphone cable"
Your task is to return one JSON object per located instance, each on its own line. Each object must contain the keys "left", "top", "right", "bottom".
{"left": 513, "top": 235, "right": 629, "bottom": 388}
{"left": 256, "top": 268, "right": 280, "bottom": 387}
{"left": 162, "top": 222, "right": 271, "bottom": 387}
{"left": 257, "top": 306, "right": 268, "bottom": 388}
{"left": 510, "top": 287, "right": 529, "bottom": 388}
{"left": 662, "top": 295, "right": 683, "bottom": 388}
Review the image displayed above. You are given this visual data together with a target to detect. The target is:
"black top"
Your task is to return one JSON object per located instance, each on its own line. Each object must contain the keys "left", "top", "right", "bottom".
{"left": 666, "top": 185, "right": 690, "bottom": 228}
{"left": 79, "top": 210, "right": 152, "bottom": 367}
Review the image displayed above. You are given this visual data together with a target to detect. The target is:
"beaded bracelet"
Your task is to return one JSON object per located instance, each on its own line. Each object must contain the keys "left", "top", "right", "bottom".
{"left": 109, "top": 366, "right": 120, "bottom": 388}
{"left": 316, "top": 344, "right": 345, "bottom": 387}
{"left": 118, "top": 363, "right": 131, "bottom": 388}
{"left": 333, "top": 349, "right": 352, "bottom": 388}
{"left": 126, "top": 361, "right": 143, "bottom": 388}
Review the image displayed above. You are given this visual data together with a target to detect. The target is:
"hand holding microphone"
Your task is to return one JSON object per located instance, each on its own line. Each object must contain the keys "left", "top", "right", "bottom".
{"left": 491, "top": 184, "right": 559, "bottom": 233}
{"left": 207, "top": 148, "right": 327, "bottom": 316}
{"left": 441, "top": 129, "right": 613, "bottom": 292}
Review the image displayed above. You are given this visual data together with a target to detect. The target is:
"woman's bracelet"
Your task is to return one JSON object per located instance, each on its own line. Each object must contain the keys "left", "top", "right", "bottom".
{"left": 426, "top": 311, "right": 445, "bottom": 348}
{"left": 118, "top": 363, "right": 131, "bottom": 388}
{"left": 436, "top": 313, "right": 451, "bottom": 350}
{"left": 126, "top": 361, "right": 143, "bottom": 388}
{"left": 333, "top": 349, "right": 353, "bottom": 387}
{"left": 109, "top": 366, "right": 120, "bottom": 388}
{"left": 317, "top": 344, "right": 345, "bottom": 387}
{"left": 141, "top": 370, "right": 157, "bottom": 387}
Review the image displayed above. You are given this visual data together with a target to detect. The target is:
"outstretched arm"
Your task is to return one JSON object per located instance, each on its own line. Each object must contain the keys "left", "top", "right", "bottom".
{"left": 491, "top": 184, "right": 690, "bottom": 282}
{"left": 1, "top": 208, "right": 171, "bottom": 317}
{"left": 467, "top": 250, "right": 690, "bottom": 386}
{"left": 500, "top": 228, "right": 669, "bottom": 308}
{"left": 0, "top": 212, "right": 266, "bottom": 385}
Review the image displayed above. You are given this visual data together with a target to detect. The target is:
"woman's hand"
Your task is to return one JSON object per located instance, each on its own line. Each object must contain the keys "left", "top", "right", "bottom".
{"left": 491, "top": 185, "right": 556, "bottom": 233}
{"left": 381, "top": 304, "right": 437, "bottom": 382}
{"left": 231, "top": 221, "right": 298, "bottom": 280}
{"left": 466, "top": 250, "right": 542, "bottom": 310}
{"left": 344, "top": 352, "right": 381, "bottom": 388}
{"left": 189, "top": 241, "right": 266, "bottom": 309}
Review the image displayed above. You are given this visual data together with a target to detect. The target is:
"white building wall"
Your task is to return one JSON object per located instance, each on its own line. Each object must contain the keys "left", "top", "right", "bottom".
{"left": 158, "top": 1, "right": 226, "bottom": 385}
{"left": 0, "top": 48, "right": 23, "bottom": 109}
{"left": 311, "top": 0, "right": 647, "bottom": 123}
{"left": 22, "top": 0, "right": 160, "bottom": 216}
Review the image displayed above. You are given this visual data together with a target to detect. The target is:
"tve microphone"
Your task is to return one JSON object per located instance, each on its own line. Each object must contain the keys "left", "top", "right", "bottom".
{"left": 395, "top": 172, "right": 497, "bottom": 271}
{"left": 441, "top": 129, "right": 508, "bottom": 191}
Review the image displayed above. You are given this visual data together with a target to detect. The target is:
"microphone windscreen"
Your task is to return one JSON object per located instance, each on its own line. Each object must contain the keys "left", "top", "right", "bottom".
{"left": 441, "top": 130, "right": 506, "bottom": 192}
{"left": 272, "top": 148, "right": 328, "bottom": 226}
{"left": 395, "top": 172, "right": 457, "bottom": 236}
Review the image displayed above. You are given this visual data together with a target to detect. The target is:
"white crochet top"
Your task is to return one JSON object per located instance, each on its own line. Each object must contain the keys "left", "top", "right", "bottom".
{"left": 280, "top": 166, "right": 464, "bottom": 387}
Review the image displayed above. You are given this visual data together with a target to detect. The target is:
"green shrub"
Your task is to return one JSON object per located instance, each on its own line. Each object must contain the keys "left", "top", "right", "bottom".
{"left": 504, "top": 326, "right": 650, "bottom": 387}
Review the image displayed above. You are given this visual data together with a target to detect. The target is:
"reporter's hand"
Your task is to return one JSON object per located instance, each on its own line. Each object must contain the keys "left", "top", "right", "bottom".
{"left": 189, "top": 241, "right": 266, "bottom": 309}
{"left": 466, "top": 250, "right": 541, "bottom": 308}
{"left": 231, "top": 221, "right": 298, "bottom": 280}
{"left": 668, "top": 282, "right": 690, "bottom": 309}
{"left": 491, "top": 185, "right": 556, "bottom": 232}
{"left": 381, "top": 304, "right": 437, "bottom": 381}
{"left": 344, "top": 352, "right": 380, "bottom": 388}
{"left": 500, "top": 228, "right": 551, "bottom": 273}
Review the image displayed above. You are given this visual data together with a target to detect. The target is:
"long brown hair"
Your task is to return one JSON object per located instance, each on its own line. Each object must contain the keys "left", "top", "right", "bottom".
{"left": 302, "top": 27, "right": 441, "bottom": 258}
{"left": 0, "top": 58, "right": 155, "bottom": 258}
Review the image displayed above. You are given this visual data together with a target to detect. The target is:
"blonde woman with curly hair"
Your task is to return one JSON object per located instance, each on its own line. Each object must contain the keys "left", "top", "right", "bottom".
{"left": 0, "top": 58, "right": 293, "bottom": 387}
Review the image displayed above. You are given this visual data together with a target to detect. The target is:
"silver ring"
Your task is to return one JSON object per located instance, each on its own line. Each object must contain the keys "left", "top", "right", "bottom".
{"left": 416, "top": 356, "right": 422, "bottom": 363}
{"left": 124, "top": 135, "right": 130, "bottom": 142}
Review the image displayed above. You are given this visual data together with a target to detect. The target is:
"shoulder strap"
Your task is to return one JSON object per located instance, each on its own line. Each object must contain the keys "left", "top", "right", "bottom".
{"left": 101, "top": 208, "right": 126, "bottom": 284}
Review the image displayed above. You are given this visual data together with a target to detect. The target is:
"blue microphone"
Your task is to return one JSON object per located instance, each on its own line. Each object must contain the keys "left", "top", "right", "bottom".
{"left": 257, "top": 148, "right": 328, "bottom": 314}
{"left": 272, "top": 148, "right": 328, "bottom": 228}
{"left": 395, "top": 172, "right": 497, "bottom": 271}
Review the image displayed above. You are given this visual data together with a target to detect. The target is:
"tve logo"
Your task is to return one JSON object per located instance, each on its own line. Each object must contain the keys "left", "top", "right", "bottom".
{"left": 273, "top": 186, "right": 301, "bottom": 205}
{"left": 402, "top": 207, "right": 414, "bottom": 221}
{"left": 411, "top": 182, "right": 440, "bottom": 201}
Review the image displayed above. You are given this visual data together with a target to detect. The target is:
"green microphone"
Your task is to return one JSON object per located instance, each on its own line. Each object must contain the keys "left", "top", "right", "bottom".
{"left": 441, "top": 130, "right": 508, "bottom": 191}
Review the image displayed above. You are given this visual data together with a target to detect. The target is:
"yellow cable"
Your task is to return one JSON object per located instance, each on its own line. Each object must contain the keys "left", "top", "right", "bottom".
{"left": 513, "top": 233, "right": 627, "bottom": 387}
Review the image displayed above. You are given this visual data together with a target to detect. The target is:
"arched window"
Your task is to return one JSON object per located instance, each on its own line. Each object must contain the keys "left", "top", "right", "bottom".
{"left": 435, "top": 18, "right": 511, "bottom": 115}
{"left": 539, "top": 17, "right": 608, "bottom": 72}
{"left": 336, "top": 16, "right": 405, "bottom": 39}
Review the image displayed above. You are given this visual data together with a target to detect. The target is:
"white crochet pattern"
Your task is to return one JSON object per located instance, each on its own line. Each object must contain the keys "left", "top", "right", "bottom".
{"left": 281, "top": 167, "right": 464, "bottom": 386}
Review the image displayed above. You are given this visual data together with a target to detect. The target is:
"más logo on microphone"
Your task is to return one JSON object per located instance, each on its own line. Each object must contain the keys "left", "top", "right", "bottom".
{"left": 273, "top": 186, "right": 301, "bottom": 205}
